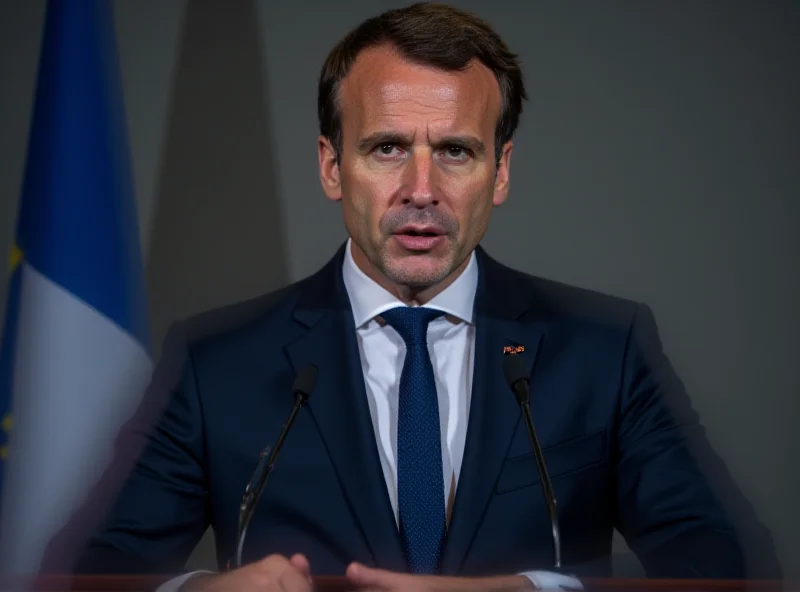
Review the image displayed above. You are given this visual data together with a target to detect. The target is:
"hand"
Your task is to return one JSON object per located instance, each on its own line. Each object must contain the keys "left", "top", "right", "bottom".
{"left": 345, "top": 562, "right": 535, "bottom": 591}
{"left": 181, "top": 554, "right": 312, "bottom": 591}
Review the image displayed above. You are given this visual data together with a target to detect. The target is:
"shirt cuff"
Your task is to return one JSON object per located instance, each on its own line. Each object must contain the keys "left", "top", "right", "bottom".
{"left": 154, "top": 570, "right": 214, "bottom": 592}
{"left": 518, "top": 570, "right": 583, "bottom": 590}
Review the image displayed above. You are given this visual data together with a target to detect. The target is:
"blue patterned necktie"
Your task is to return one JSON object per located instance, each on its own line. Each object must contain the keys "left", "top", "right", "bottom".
{"left": 380, "top": 306, "right": 447, "bottom": 574}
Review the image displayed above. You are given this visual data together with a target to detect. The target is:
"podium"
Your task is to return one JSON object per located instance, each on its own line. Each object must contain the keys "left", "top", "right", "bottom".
{"left": 12, "top": 576, "right": 794, "bottom": 592}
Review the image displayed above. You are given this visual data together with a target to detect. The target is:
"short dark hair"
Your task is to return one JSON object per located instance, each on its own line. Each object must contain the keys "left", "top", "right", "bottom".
{"left": 318, "top": 2, "right": 527, "bottom": 164}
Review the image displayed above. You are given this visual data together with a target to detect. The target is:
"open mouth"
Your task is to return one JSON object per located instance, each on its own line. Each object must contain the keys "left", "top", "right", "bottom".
{"left": 392, "top": 228, "right": 445, "bottom": 251}
{"left": 399, "top": 229, "right": 440, "bottom": 237}
{"left": 394, "top": 225, "right": 443, "bottom": 237}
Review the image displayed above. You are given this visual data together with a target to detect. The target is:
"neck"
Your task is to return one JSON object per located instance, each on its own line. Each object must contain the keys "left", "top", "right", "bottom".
{"left": 350, "top": 241, "right": 472, "bottom": 306}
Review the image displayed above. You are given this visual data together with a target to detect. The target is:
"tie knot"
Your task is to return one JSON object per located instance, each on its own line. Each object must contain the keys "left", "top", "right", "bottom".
{"left": 380, "top": 307, "right": 445, "bottom": 346}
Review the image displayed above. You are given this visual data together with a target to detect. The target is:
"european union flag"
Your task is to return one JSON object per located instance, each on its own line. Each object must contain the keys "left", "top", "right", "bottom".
{"left": 0, "top": 0, "right": 153, "bottom": 575}
{"left": 0, "top": 249, "right": 23, "bottom": 468}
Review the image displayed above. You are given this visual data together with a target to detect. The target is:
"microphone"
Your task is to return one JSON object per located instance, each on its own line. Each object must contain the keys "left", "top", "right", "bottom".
{"left": 503, "top": 353, "right": 562, "bottom": 570}
{"left": 234, "top": 364, "right": 319, "bottom": 568}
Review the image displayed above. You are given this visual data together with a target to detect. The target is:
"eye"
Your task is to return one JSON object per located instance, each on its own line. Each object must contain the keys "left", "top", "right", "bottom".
{"left": 441, "top": 145, "right": 471, "bottom": 162}
{"left": 378, "top": 144, "right": 399, "bottom": 155}
{"left": 371, "top": 143, "right": 406, "bottom": 161}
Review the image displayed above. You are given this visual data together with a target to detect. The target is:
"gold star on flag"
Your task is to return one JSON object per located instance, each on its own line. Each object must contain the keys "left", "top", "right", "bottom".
{"left": 9, "top": 244, "right": 23, "bottom": 275}
{"left": 0, "top": 414, "right": 11, "bottom": 460}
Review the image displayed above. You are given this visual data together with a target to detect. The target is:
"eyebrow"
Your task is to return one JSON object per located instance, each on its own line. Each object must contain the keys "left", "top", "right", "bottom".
{"left": 355, "top": 131, "right": 487, "bottom": 158}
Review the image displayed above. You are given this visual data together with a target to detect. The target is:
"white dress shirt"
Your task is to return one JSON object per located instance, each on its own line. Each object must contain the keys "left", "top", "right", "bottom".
{"left": 160, "top": 241, "right": 581, "bottom": 591}
{"left": 341, "top": 238, "right": 476, "bottom": 523}
{"left": 340, "top": 240, "right": 581, "bottom": 590}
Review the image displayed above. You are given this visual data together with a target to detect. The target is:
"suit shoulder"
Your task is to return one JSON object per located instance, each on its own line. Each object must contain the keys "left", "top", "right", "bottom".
{"left": 504, "top": 263, "right": 642, "bottom": 330}
{"left": 173, "top": 277, "right": 308, "bottom": 349}
{"left": 158, "top": 246, "right": 346, "bottom": 359}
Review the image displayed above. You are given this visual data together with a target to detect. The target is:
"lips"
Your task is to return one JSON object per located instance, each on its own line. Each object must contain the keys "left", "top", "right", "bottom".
{"left": 392, "top": 226, "right": 446, "bottom": 251}
{"left": 394, "top": 225, "right": 444, "bottom": 237}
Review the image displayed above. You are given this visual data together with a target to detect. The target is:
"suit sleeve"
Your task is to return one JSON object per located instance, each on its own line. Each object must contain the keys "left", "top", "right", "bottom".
{"left": 72, "top": 322, "right": 210, "bottom": 574}
{"left": 614, "top": 304, "right": 781, "bottom": 578}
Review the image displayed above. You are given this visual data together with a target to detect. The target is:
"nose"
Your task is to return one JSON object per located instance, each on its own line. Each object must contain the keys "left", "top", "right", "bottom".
{"left": 402, "top": 149, "right": 436, "bottom": 208}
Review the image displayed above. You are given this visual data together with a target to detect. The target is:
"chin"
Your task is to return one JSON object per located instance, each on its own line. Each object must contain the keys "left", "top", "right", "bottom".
{"left": 382, "top": 255, "right": 453, "bottom": 289}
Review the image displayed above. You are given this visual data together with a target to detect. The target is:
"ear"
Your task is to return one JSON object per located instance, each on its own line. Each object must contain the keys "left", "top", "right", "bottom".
{"left": 492, "top": 140, "right": 513, "bottom": 206}
{"left": 318, "top": 135, "right": 342, "bottom": 202}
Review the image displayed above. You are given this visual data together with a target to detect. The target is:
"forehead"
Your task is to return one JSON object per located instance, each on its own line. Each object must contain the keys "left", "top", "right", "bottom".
{"left": 338, "top": 44, "right": 502, "bottom": 139}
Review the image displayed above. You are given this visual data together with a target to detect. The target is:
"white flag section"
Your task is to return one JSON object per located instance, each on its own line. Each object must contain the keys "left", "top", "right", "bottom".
{"left": 0, "top": 0, "right": 153, "bottom": 578}
{"left": 0, "top": 266, "right": 153, "bottom": 574}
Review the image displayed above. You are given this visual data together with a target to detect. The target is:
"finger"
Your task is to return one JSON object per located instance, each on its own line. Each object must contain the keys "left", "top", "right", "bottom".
{"left": 260, "top": 553, "right": 289, "bottom": 570}
{"left": 346, "top": 562, "right": 397, "bottom": 589}
{"left": 289, "top": 553, "right": 311, "bottom": 576}
{"left": 278, "top": 564, "right": 313, "bottom": 592}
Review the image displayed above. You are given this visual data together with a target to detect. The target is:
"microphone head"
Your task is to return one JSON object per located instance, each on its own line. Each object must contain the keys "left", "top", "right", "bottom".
{"left": 292, "top": 364, "right": 319, "bottom": 399}
{"left": 502, "top": 353, "right": 529, "bottom": 390}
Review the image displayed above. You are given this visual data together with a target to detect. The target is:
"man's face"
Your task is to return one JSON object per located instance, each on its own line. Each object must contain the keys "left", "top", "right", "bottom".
{"left": 318, "top": 45, "right": 512, "bottom": 299}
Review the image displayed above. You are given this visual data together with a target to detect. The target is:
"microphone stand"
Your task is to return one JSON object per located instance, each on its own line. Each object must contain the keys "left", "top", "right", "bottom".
{"left": 233, "top": 365, "right": 317, "bottom": 568}
{"left": 518, "top": 396, "right": 561, "bottom": 569}
{"left": 504, "top": 353, "right": 562, "bottom": 570}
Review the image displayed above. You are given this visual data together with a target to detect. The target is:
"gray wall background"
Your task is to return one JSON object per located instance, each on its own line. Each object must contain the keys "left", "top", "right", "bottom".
{"left": 1, "top": 0, "right": 797, "bottom": 577}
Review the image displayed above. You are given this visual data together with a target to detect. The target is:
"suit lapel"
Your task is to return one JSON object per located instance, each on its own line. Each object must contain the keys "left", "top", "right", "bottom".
{"left": 283, "top": 246, "right": 406, "bottom": 572}
{"left": 440, "top": 248, "right": 549, "bottom": 575}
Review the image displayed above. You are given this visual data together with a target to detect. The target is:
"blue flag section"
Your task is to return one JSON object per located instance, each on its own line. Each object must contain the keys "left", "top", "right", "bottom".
{"left": 0, "top": 0, "right": 153, "bottom": 575}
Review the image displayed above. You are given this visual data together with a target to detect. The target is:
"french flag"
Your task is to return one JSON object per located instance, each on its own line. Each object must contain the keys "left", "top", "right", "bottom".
{"left": 0, "top": 0, "right": 153, "bottom": 575}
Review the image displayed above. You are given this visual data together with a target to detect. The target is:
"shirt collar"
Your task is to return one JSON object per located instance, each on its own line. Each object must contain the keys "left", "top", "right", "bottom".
{"left": 342, "top": 238, "right": 478, "bottom": 328}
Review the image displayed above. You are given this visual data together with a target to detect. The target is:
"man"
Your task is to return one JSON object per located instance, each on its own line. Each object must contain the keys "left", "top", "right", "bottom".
{"left": 74, "top": 3, "right": 776, "bottom": 590}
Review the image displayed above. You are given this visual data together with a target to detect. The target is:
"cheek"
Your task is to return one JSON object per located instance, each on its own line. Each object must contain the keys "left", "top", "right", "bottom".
{"left": 340, "top": 174, "right": 387, "bottom": 237}
{"left": 344, "top": 170, "right": 397, "bottom": 220}
{"left": 447, "top": 178, "right": 495, "bottom": 226}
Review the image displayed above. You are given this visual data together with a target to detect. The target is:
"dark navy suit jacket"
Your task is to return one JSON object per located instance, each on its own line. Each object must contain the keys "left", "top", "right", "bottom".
{"left": 72, "top": 245, "right": 776, "bottom": 578}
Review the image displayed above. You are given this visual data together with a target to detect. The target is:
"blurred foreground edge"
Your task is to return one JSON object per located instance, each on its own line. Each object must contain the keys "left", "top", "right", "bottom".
{"left": 0, "top": 576, "right": 793, "bottom": 592}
